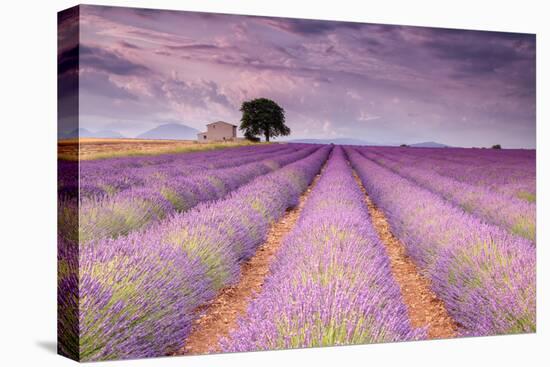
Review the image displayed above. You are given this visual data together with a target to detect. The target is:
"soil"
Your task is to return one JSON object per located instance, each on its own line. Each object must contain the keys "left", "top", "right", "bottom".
{"left": 173, "top": 161, "right": 455, "bottom": 356}
{"left": 353, "top": 171, "right": 458, "bottom": 339}
{"left": 176, "top": 166, "right": 325, "bottom": 355}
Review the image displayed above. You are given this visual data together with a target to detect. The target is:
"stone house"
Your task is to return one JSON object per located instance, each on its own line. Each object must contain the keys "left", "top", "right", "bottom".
{"left": 197, "top": 121, "right": 238, "bottom": 141}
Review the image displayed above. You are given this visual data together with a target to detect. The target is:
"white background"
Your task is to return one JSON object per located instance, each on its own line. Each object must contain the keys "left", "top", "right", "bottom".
{"left": 0, "top": 0, "right": 547, "bottom": 365}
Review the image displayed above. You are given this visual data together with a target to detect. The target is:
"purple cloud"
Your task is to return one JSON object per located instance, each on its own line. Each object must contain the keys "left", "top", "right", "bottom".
{"left": 79, "top": 44, "right": 150, "bottom": 76}
{"left": 71, "top": 5, "right": 535, "bottom": 148}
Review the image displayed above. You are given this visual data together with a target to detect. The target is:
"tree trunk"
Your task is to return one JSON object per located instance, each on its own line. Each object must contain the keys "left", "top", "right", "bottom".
{"left": 265, "top": 131, "right": 270, "bottom": 142}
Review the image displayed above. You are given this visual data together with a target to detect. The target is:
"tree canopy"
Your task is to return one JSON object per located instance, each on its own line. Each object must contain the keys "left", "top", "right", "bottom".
{"left": 239, "top": 98, "right": 290, "bottom": 142}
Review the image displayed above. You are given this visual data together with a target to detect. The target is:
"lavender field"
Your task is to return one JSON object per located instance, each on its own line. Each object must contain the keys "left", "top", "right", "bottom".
{"left": 58, "top": 144, "right": 536, "bottom": 361}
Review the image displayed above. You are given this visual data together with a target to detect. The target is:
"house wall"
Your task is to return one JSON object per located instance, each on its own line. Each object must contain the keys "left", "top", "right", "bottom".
{"left": 206, "top": 122, "right": 236, "bottom": 141}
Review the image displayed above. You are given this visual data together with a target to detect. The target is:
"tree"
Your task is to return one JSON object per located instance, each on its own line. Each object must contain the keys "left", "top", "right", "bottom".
{"left": 244, "top": 130, "right": 260, "bottom": 142}
{"left": 239, "top": 98, "right": 290, "bottom": 142}
{"left": 491, "top": 144, "right": 502, "bottom": 149}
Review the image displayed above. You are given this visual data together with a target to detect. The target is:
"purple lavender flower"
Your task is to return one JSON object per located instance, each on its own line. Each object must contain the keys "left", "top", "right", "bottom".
{"left": 221, "top": 147, "right": 424, "bottom": 352}
{"left": 64, "top": 146, "right": 331, "bottom": 361}
{"left": 63, "top": 145, "right": 319, "bottom": 244}
{"left": 346, "top": 147, "right": 535, "bottom": 337}
{"left": 358, "top": 148, "right": 535, "bottom": 241}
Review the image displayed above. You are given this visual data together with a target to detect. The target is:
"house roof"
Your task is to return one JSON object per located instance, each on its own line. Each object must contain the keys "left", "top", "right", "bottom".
{"left": 207, "top": 120, "right": 237, "bottom": 127}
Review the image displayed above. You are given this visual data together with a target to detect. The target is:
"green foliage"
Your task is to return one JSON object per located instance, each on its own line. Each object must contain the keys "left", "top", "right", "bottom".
{"left": 491, "top": 144, "right": 502, "bottom": 149}
{"left": 239, "top": 98, "right": 290, "bottom": 142}
{"left": 244, "top": 130, "right": 261, "bottom": 142}
{"left": 516, "top": 191, "right": 536, "bottom": 203}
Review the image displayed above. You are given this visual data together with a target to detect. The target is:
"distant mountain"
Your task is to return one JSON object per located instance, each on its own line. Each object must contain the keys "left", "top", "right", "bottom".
{"left": 136, "top": 123, "right": 199, "bottom": 140}
{"left": 286, "top": 138, "right": 450, "bottom": 148}
{"left": 288, "top": 138, "right": 380, "bottom": 146}
{"left": 60, "top": 128, "right": 94, "bottom": 139}
{"left": 59, "top": 128, "right": 126, "bottom": 139}
{"left": 94, "top": 130, "right": 125, "bottom": 138}
{"left": 409, "top": 141, "right": 450, "bottom": 148}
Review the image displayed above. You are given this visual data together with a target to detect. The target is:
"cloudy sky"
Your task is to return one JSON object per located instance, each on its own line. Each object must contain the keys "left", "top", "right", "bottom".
{"left": 59, "top": 5, "right": 536, "bottom": 147}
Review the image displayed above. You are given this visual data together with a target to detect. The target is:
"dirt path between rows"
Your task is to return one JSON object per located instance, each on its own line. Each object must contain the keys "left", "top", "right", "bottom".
{"left": 352, "top": 171, "right": 458, "bottom": 339}
{"left": 176, "top": 166, "right": 326, "bottom": 355}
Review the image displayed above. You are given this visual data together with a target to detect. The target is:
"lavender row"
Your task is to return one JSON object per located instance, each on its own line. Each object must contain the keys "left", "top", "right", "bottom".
{"left": 372, "top": 147, "right": 535, "bottom": 184}
{"left": 221, "top": 147, "right": 423, "bottom": 353}
{"left": 59, "top": 146, "right": 319, "bottom": 243}
{"left": 357, "top": 149, "right": 535, "bottom": 242}
{"left": 346, "top": 147, "right": 535, "bottom": 337}
{"left": 400, "top": 148, "right": 534, "bottom": 200}
{"left": 367, "top": 147, "right": 535, "bottom": 201}
{"left": 57, "top": 146, "right": 331, "bottom": 361}
{"left": 79, "top": 144, "right": 298, "bottom": 198}
{"left": 61, "top": 143, "right": 282, "bottom": 195}
{"left": 82, "top": 141, "right": 287, "bottom": 171}
{"left": 59, "top": 144, "right": 297, "bottom": 199}
{"left": 376, "top": 146, "right": 535, "bottom": 165}
{"left": 77, "top": 144, "right": 300, "bottom": 202}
